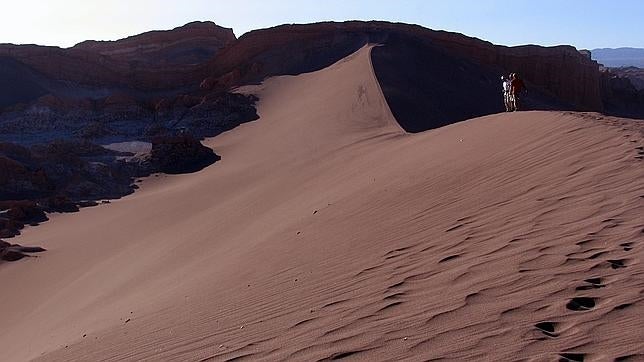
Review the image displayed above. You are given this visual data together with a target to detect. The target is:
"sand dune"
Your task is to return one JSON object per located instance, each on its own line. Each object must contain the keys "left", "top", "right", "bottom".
{"left": 1, "top": 45, "right": 642, "bottom": 361}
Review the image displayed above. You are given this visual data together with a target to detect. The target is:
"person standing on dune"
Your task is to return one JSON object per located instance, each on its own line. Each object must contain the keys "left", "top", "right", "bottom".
{"left": 501, "top": 75, "right": 512, "bottom": 112}
{"left": 510, "top": 73, "right": 526, "bottom": 111}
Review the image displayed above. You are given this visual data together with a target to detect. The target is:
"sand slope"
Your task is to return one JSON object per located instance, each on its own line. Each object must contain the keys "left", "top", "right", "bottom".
{"left": 1, "top": 45, "right": 643, "bottom": 361}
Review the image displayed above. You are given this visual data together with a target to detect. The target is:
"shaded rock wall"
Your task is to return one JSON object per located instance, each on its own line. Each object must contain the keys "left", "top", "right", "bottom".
{"left": 0, "top": 21, "right": 234, "bottom": 97}
{"left": 72, "top": 21, "right": 235, "bottom": 67}
{"left": 0, "top": 20, "right": 611, "bottom": 131}
{"left": 600, "top": 68, "right": 644, "bottom": 119}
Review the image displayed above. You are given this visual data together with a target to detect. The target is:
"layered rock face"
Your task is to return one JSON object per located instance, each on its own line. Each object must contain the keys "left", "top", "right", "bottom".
{"left": 207, "top": 22, "right": 601, "bottom": 109}
{"left": 489, "top": 45, "right": 602, "bottom": 111}
{"left": 148, "top": 133, "right": 220, "bottom": 174}
{"left": 73, "top": 21, "right": 235, "bottom": 68}
{"left": 0, "top": 20, "right": 612, "bottom": 132}
{"left": 0, "top": 238, "right": 46, "bottom": 263}
{"left": 0, "top": 56, "right": 49, "bottom": 108}
{"left": 0, "top": 200, "right": 49, "bottom": 239}
{"left": 0, "top": 21, "right": 234, "bottom": 101}
{"left": 0, "top": 44, "right": 128, "bottom": 93}
{"left": 0, "top": 92, "right": 258, "bottom": 145}
{"left": 0, "top": 67, "right": 258, "bottom": 239}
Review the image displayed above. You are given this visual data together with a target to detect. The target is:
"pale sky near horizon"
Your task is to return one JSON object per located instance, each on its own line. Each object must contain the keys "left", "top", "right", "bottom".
{"left": 1, "top": 0, "right": 642, "bottom": 49}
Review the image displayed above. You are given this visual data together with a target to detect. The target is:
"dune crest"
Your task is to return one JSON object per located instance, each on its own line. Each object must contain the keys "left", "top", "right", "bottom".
{"left": 0, "top": 46, "right": 642, "bottom": 361}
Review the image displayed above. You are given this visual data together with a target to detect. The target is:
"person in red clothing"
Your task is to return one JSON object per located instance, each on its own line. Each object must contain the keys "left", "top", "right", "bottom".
{"left": 510, "top": 73, "right": 526, "bottom": 111}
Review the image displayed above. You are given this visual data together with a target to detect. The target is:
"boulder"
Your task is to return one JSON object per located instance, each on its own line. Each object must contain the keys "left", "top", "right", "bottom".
{"left": 149, "top": 133, "right": 220, "bottom": 174}
{"left": 0, "top": 239, "right": 46, "bottom": 263}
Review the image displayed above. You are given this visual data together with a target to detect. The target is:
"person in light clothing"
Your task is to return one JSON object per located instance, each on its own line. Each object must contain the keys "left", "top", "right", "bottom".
{"left": 501, "top": 75, "right": 512, "bottom": 112}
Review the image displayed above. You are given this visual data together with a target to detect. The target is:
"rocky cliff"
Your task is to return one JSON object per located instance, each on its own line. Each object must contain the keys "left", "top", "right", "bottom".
{"left": 198, "top": 22, "right": 604, "bottom": 131}
{"left": 0, "top": 20, "right": 258, "bottom": 240}
{"left": 0, "top": 21, "right": 233, "bottom": 100}
{"left": 0, "top": 20, "right": 611, "bottom": 129}
{"left": 73, "top": 21, "right": 235, "bottom": 67}
{"left": 206, "top": 22, "right": 601, "bottom": 109}
{"left": 600, "top": 67, "right": 644, "bottom": 119}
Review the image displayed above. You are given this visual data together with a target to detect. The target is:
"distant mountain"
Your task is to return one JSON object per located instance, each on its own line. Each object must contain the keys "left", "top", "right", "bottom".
{"left": 591, "top": 47, "right": 644, "bottom": 67}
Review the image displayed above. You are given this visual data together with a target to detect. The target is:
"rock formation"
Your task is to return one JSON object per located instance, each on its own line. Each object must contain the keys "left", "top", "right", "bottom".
{"left": 148, "top": 133, "right": 220, "bottom": 174}
{"left": 197, "top": 21, "right": 605, "bottom": 130}
{"left": 600, "top": 67, "right": 644, "bottom": 118}
{"left": 0, "top": 21, "right": 235, "bottom": 109}
{"left": 73, "top": 21, "right": 235, "bottom": 67}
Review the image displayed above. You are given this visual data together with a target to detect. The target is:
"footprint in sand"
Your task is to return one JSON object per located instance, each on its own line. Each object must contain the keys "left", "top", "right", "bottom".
{"left": 575, "top": 277, "right": 605, "bottom": 291}
{"left": 534, "top": 321, "right": 558, "bottom": 337}
{"left": 566, "top": 297, "right": 596, "bottom": 311}
{"left": 615, "top": 354, "right": 644, "bottom": 361}
{"left": 607, "top": 259, "right": 628, "bottom": 269}
{"left": 438, "top": 254, "right": 460, "bottom": 263}
{"left": 558, "top": 352, "right": 585, "bottom": 362}
{"left": 588, "top": 251, "right": 609, "bottom": 260}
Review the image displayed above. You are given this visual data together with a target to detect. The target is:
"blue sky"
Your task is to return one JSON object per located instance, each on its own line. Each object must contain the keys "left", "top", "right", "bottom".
{"left": 1, "top": 0, "right": 643, "bottom": 49}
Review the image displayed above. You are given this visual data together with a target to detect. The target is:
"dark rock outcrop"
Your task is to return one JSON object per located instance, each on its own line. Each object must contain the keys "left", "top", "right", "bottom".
{"left": 600, "top": 67, "right": 644, "bottom": 119}
{"left": 0, "top": 20, "right": 623, "bottom": 134}
{"left": 0, "top": 56, "right": 48, "bottom": 109}
{"left": 0, "top": 91, "right": 258, "bottom": 238}
{"left": 0, "top": 200, "right": 48, "bottom": 238}
{"left": 148, "top": 133, "right": 220, "bottom": 174}
{"left": 0, "top": 91, "right": 258, "bottom": 145}
{"left": 0, "top": 141, "right": 135, "bottom": 200}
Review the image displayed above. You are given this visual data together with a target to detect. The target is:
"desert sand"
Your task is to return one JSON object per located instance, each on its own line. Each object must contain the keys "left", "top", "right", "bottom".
{"left": 1, "top": 45, "right": 642, "bottom": 361}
